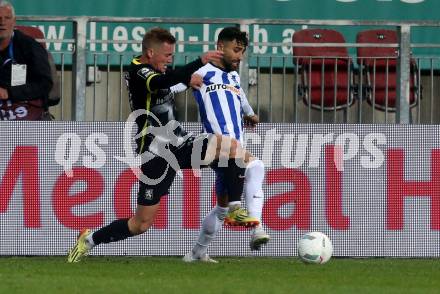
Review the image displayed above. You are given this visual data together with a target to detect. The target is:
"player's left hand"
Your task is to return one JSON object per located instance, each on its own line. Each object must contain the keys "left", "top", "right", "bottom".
{"left": 190, "top": 74, "right": 203, "bottom": 90}
{"left": 243, "top": 115, "right": 259, "bottom": 128}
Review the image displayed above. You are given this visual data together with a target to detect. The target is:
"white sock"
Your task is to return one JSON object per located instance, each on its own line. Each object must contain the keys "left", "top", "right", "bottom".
{"left": 85, "top": 232, "right": 95, "bottom": 249}
{"left": 192, "top": 205, "right": 228, "bottom": 257}
{"left": 228, "top": 201, "right": 241, "bottom": 209}
{"left": 244, "top": 159, "right": 265, "bottom": 221}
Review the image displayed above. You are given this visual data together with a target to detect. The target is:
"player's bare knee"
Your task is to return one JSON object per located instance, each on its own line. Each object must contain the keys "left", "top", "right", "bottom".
{"left": 219, "top": 137, "right": 243, "bottom": 159}
{"left": 244, "top": 151, "right": 255, "bottom": 163}
{"left": 138, "top": 221, "right": 153, "bottom": 234}
{"left": 229, "top": 138, "right": 238, "bottom": 156}
{"left": 128, "top": 217, "right": 153, "bottom": 235}
{"left": 131, "top": 222, "right": 152, "bottom": 235}
{"left": 203, "top": 134, "right": 220, "bottom": 163}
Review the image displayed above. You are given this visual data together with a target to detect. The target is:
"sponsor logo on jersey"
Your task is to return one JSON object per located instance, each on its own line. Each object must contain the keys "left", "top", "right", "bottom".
{"left": 137, "top": 67, "right": 153, "bottom": 79}
{"left": 206, "top": 84, "right": 240, "bottom": 95}
{"left": 145, "top": 189, "right": 153, "bottom": 200}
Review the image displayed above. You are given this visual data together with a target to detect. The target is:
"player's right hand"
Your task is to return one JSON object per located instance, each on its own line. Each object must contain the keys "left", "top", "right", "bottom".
{"left": 201, "top": 50, "right": 223, "bottom": 65}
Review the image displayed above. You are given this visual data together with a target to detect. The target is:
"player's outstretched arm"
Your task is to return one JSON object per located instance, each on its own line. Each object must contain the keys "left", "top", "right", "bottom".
{"left": 148, "top": 51, "right": 223, "bottom": 92}
{"left": 200, "top": 50, "right": 223, "bottom": 65}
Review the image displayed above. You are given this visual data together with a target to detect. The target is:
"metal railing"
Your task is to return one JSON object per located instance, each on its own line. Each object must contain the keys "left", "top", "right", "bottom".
{"left": 16, "top": 16, "right": 440, "bottom": 124}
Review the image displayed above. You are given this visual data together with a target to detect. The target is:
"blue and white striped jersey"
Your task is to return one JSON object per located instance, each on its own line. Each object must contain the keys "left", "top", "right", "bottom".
{"left": 192, "top": 63, "right": 254, "bottom": 144}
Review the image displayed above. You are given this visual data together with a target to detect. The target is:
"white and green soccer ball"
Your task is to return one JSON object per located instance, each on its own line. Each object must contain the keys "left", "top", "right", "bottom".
{"left": 297, "top": 232, "right": 333, "bottom": 264}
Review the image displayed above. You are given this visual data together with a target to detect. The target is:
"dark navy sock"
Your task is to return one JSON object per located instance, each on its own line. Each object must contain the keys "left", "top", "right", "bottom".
{"left": 92, "top": 218, "right": 133, "bottom": 245}
{"left": 222, "top": 158, "right": 245, "bottom": 202}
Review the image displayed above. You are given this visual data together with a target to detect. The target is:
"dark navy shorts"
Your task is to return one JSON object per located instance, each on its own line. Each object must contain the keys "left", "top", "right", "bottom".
{"left": 137, "top": 134, "right": 210, "bottom": 206}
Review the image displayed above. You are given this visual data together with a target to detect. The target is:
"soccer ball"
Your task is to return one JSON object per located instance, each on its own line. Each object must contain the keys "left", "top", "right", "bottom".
{"left": 297, "top": 232, "right": 333, "bottom": 264}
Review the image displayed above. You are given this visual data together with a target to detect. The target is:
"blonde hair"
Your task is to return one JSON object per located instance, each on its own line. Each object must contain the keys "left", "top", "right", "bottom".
{"left": 142, "top": 27, "right": 176, "bottom": 53}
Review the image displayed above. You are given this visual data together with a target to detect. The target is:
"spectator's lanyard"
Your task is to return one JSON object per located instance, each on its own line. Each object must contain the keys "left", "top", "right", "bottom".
{"left": 1, "top": 41, "right": 13, "bottom": 67}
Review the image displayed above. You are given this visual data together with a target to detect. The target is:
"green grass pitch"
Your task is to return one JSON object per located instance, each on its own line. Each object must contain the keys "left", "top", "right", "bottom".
{"left": 0, "top": 257, "right": 439, "bottom": 294}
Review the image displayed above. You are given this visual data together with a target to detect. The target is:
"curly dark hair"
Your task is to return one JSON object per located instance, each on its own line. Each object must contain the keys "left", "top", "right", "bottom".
{"left": 217, "top": 26, "right": 248, "bottom": 47}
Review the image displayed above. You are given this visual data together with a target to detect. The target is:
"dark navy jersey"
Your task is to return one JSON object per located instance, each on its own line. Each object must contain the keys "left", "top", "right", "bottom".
{"left": 125, "top": 57, "right": 203, "bottom": 153}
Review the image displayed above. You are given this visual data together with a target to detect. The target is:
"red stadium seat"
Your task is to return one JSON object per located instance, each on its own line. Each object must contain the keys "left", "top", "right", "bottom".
{"left": 292, "top": 28, "right": 354, "bottom": 110}
{"left": 15, "top": 25, "right": 47, "bottom": 48}
{"left": 356, "top": 29, "right": 419, "bottom": 111}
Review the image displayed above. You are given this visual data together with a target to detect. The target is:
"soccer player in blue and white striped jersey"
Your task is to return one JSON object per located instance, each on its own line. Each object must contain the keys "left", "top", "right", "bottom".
{"left": 184, "top": 27, "right": 270, "bottom": 262}
{"left": 192, "top": 61, "right": 255, "bottom": 146}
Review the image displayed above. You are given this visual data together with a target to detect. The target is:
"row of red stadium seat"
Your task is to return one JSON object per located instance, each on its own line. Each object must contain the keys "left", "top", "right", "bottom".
{"left": 15, "top": 25, "right": 420, "bottom": 114}
{"left": 292, "top": 29, "right": 420, "bottom": 111}
{"left": 15, "top": 25, "right": 46, "bottom": 48}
